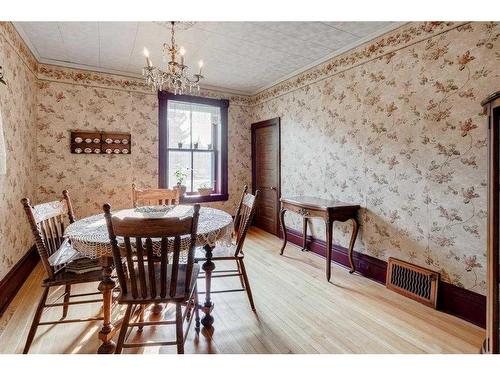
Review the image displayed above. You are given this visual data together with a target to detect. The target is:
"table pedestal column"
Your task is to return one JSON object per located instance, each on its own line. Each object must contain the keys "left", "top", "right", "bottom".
{"left": 200, "top": 244, "right": 215, "bottom": 330}
{"left": 97, "top": 256, "right": 116, "bottom": 354}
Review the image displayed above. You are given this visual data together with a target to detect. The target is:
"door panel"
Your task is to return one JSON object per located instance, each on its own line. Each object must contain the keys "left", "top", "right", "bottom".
{"left": 252, "top": 118, "right": 280, "bottom": 235}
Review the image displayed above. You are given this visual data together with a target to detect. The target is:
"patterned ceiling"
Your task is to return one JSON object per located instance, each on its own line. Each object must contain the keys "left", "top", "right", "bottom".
{"left": 14, "top": 21, "right": 401, "bottom": 94}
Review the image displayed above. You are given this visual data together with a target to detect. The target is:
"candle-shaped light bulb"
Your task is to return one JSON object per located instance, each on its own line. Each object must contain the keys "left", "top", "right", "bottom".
{"left": 179, "top": 47, "right": 185, "bottom": 66}
{"left": 198, "top": 60, "right": 203, "bottom": 76}
{"left": 143, "top": 47, "right": 152, "bottom": 67}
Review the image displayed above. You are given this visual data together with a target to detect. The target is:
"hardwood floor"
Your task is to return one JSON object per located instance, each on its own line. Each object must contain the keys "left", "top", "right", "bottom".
{"left": 0, "top": 227, "right": 484, "bottom": 354}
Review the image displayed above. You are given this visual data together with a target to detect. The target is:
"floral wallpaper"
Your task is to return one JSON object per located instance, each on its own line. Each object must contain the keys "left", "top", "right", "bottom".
{"left": 0, "top": 22, "right": 38, "bottom": 280}
{"left": 252, "top": 21, "right": 500, "bottom": 294}
{"left": 36, "top": 66, "right": 253, "bottom": 219}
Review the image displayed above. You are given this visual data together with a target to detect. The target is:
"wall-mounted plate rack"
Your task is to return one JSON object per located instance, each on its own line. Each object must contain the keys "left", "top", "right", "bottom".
{"left": 70, "top": 130, "right": 131, "bottom": 155}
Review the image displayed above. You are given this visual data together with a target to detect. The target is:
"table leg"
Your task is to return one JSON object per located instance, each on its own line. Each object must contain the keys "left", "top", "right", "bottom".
{"left": 348, "top": 218, "right": 360, "bottom": 274}
{"left": 302, "top": 217, "right": 308, "bottom": 251}
{"left": 151, "top": 303, "right": 163, "bottom": 315}
{"left": 200, "top": 244, "right": 215, "bottom": 329}
{"left": 279, "top": 208, "right": 287, "bottom": 255}
{"left": 325, "top": 219, "right": 333, "bottom": 282}
{"left": 97, "top": 257, "right": 116, "bottom": 354}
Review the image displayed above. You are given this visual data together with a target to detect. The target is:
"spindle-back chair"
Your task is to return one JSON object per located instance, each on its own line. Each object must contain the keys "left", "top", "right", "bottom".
{"left": 195, "top": 189, "right": 259, "bottom": 311}
{"left": 21, "top": 190, "right": 103, "bottom": 354}
{"left": 132, "top": 184, "right": 180, "bottom": 207}
{"left": 103, "top": 203, "right": 201, "bottom": 354}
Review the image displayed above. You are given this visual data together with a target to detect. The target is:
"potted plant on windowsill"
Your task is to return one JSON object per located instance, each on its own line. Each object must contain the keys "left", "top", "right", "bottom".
{"left": 174, "top": 167, "right": 188, "bottom": 196}
{"left": 197, "top": 183, "right": 213, "bottom": 196}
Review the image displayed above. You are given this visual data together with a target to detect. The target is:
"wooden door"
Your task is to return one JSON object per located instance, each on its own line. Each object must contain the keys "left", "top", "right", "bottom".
{"left": 484, "top": 91, "right": 500, "bottom": 354}
{"left": 252, "top": 118, "right": 281, "bottom": 236}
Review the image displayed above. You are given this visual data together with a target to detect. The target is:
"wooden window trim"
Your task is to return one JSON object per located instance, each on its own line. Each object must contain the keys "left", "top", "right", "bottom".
{"left": 158, "top": 91, "right": 229, "bottom": 203}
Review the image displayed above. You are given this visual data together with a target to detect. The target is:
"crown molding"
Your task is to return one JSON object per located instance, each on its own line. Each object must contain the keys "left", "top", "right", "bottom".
{"left": 11, "top": 22, "right": 41, "bottom": 61}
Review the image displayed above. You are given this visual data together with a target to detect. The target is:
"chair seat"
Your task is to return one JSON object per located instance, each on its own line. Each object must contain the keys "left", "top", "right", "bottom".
{"left": 195, "top": 244, "right": 241, "bottom": 260}
{"left": 119, "top": 263, "right": 199, "bottom": 303}
{"left": 43, "top": 267, "right": 102, "bottom": 287}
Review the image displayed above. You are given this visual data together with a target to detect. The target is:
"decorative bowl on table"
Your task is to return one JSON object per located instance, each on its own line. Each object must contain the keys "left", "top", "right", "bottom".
{"left": 134, "top": 205, "right": 173, "bottom": 218}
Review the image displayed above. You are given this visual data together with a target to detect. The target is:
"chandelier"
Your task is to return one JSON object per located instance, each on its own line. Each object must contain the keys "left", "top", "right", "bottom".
{"left": 142, "top": 21, "right": 204, "bottom": 95}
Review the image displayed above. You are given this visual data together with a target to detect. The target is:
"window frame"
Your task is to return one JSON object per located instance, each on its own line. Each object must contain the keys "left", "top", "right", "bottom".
{"left": 158, "top": 91, "right": 229, "bottom": 203}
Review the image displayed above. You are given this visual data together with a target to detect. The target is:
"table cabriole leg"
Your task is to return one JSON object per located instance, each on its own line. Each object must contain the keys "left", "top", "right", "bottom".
{"left": 200, "top": 244, "right": 215, "bottom": 328}
{"left": 302, "top": 217, "right": 309, "bottom": 251}
{"left": 97, "top": 257, "right": 116, "bottom": 354}
{"left": 348, "top": 217, "right": 359, "bottom": 274}
{"left": 325, "top": 219, "right": 333, "bottom": 282}
{"left": 279, "top": 208, "right": 287, "bottom": 255}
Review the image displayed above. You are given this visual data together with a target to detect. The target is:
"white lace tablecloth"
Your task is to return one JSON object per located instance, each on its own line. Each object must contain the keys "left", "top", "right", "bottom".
{"left": 64, "top": 205, "right": 233, "bottom": 259}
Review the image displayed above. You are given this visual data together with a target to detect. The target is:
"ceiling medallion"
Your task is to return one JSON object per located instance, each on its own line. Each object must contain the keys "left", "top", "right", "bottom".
{"left": 143, "top": 21, "right": 203, "bottom": 95}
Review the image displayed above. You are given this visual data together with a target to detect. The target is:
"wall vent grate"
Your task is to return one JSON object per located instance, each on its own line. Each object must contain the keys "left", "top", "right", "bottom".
{"left": 386, "top": 258, "right": 439, "bottom": 308}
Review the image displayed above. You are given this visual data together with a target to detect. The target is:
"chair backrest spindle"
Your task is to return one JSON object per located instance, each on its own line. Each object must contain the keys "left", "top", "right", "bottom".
{"left": 233, "top": 185, "right": 248, "bottom": 235}
{"left": 234, "top": 190, "right": 259, "bottom": 257}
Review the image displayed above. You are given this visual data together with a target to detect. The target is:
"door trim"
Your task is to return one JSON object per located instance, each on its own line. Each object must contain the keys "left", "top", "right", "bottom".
{"left": 251, "top": 117, "right": 281, "bottom": 236}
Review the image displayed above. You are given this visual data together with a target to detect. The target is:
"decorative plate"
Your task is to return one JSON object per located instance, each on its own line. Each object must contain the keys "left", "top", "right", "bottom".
{"left": 122, "top": 149, "right": 129, "bottom": 154}
{"left": 84, "top": 148, "right": 92, "bottom": 153}
{"left": 122, "top": 139, "right": 129, "bottom": 144}
{"left": 105, "top": 138, "right": 113, "bottom": 144}
{"left": 105, "top": 149, "right": 112, "bottom": 154}
{"left": 75, "top": 148, "right": 82, "bottom": 153}
{"left": 114, "top": 139, "right": 121, "bottom": 144}
{"left": 74, "top": 137, "right": 83, "bottom": 143}
{"left": 113, "top": 149, "right": 121, "bottom": 154}
{"left": 134, "top": 205, "right": 173, "bottom": 214}
{"left": 94, "top": 149, "right": 101, "bottom": 154}
{"left": 85, "top": 138, "right": 92, "bottom": 143}
{"left": 93, "top": 138, "right": 100, "bottom": 143}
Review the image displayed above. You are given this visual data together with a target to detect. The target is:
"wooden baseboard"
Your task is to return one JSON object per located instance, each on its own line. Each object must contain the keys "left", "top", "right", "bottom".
{"left": 284, "top": 227, "right": 486, "bottom": 328}
{"left": 0, "top": 246, "right": 39, "bottom": 316}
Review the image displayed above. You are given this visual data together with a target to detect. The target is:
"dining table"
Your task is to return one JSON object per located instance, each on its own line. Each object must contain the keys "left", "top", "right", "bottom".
{"left": 64, "top": 204, "right": 233, "bottom": 354}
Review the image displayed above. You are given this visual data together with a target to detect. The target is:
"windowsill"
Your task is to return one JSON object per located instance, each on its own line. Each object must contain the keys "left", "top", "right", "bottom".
{"left": 180, "top": 193, "right": 229, "bottom": 204}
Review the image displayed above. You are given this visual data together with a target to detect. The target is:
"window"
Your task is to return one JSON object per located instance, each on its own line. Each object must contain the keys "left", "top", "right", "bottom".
{"left": 158, "top": 92, "right": 229, "bottom": 203}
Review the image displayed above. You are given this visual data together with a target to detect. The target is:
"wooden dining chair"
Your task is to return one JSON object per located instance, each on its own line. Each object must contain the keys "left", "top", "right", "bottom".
{"left": 103, "top": 203, "right": 201, "bottom": 354}
{"left": 132, "top": 184, "right": 180, "bottom": 207}
{"left": 21, "top": 190, "right": 104, "bottom": 354}
{"left": 195, "top": 189, "right": 259, "bottom": 311}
